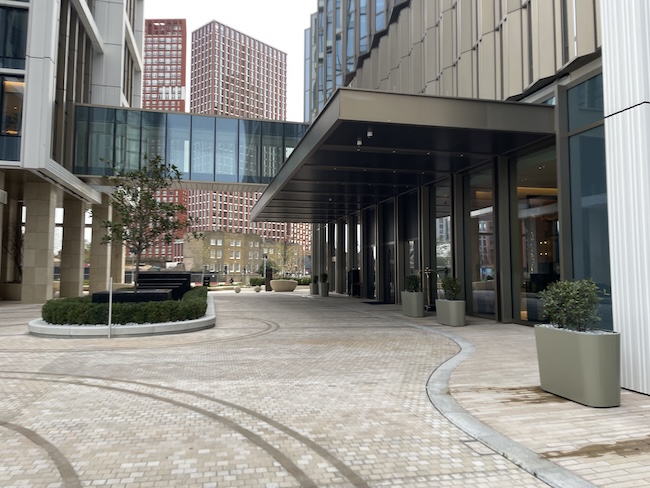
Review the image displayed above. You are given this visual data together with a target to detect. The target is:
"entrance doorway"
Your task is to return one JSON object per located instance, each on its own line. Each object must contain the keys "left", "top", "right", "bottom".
{"left": 465, "top": 167, "right": 496, "bottom": 318}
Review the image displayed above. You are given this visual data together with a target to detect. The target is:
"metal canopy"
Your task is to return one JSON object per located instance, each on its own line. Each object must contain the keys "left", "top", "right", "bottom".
{"left": 252, "top": 88, "right": 556, "bottom": 223}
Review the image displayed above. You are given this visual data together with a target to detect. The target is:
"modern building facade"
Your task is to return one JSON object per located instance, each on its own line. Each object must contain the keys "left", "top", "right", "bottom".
{"left": 189, "top": 20, "right": 311, "bottom": 259}
{"left": 143, "top": 18, "right": 187, "bottom": 112}
{"left": 190, "top": 20, "right": 286, "bottom": 119}
{"left": 0, "top": 0, "right": 144, "bottom": 303}
{"left": 252, "top": 0, "right": 650, "bottom": 396}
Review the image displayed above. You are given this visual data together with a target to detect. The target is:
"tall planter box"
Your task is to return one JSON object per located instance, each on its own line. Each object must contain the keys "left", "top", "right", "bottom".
{"left": 534, "top": 325, "right": 620, "bottom": 407}
{"left": 319, "top": 282, "right": 329, "bottom": 297}
{"left": 435, "top": 299, "right": 466, "bottom": 326}
{"left": 310, "top": 282, "right": 319, "bottom": 295}
{"left": 401, "top": 291, "right": 424, "bottom": 317}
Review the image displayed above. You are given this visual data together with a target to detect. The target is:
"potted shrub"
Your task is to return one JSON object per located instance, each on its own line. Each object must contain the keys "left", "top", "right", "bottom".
{"left": 535, "top": 279, "right": 620, "bottom": 407}
{"left": 310, "top": 275, "right": 319, "bottom": 295}
{"left": 401, "top": 274, "right": 424, "bottom": 317}
{"left": 435, "top": 276, "right": 465, "bottom": 326}
{"left": 319, "top": 273, "right": 329, "bottom": 297}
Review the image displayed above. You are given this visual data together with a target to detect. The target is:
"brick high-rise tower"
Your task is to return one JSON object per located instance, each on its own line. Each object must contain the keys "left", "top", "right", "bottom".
{"left": 190, "top": 20, "right": 286, "bottom": 119}
{"left": 143, "top": 19, "right": 187, "bottom": 112}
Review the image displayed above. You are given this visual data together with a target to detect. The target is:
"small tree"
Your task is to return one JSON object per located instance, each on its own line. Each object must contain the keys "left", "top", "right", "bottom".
{"left": 101, "top": 155, "right": 199, "bottom": 290}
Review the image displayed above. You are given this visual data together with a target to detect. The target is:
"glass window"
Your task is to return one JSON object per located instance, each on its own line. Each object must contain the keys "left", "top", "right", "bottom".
{"left": 141, "top": 111, "right": 166, "bottom": 165}
{"left": 190, "top": 115, "right": 215, "bottom": 181}
{"left": 567, "top": 74, "right": 603, "bottom": 131}
{"left": 0, "top": 7, "right": 28, "bottom": 69}
{"left": 115, "top": 109, "right": 141, "bottom": 172}
{"left": 238, "top": 119, "right": 261, "bottom": 183}
{"left": 216, "top": 117, "right": 238, "bottom": 182}
{"left": 166, "top": 114, "right": 190, "bottom": 176}
{"left": 570, "top": 125, "right": 612, "bottom": 329}
{"left": 261, "top": 121, "right": 283, "bottom": 180}
{"left": 87, "top": 107, "right": 116, "bottom": 175}
{"left": 1, "top": 76, "right": 24, "bottom": 135}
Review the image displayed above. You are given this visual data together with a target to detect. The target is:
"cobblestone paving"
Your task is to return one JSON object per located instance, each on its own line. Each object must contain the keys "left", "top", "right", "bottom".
{"left": 0, "top": 291, "right": 548, "bottom": 487}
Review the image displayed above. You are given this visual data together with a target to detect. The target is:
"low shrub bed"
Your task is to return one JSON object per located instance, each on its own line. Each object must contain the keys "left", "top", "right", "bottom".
{"left": 249, "top": 277, "right": 265, "bottom": 286}
{"left": 42, "top": 286, "right": 208, "bottom": 325}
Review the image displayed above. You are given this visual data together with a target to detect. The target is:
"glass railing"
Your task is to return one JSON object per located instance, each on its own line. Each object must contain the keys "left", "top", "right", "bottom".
{"left": 74, "top": 105, "right": 308, "bottom": 183}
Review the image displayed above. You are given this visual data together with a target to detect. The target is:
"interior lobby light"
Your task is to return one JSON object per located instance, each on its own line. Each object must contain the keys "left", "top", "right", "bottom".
{"left": 367, "top": 127, "right": 373, "bottom": 138}
{"left": 357, "top": 136, "right": 362, "bottom": 146}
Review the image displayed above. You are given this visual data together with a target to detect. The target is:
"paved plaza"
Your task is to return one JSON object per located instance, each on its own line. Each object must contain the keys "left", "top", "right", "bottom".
{"left": 0, "top": 288, "right": 649, "bottom": 487}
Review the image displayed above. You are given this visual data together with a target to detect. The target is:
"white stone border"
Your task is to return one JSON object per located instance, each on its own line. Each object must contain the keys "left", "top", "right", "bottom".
{"left": 28, "top": 298, "right": 215, "bottom": 338}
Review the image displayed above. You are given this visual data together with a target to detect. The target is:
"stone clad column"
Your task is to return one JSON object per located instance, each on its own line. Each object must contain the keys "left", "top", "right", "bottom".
{"left": 89, "top": 194, "right": 112, "bottom": 293}
{"left": 601, "top": 0, "right": 650, "bottom": 395}
{"left": 22, "top": 178, "right": 57, "bottom": 303}
{"left": 60, "top": 195, "right": 87, "bottom": 297}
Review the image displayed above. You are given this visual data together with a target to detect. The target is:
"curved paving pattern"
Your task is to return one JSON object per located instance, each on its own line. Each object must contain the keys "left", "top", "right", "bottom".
{"left": 0, "top": 292, "right": 572, "bottom": 487}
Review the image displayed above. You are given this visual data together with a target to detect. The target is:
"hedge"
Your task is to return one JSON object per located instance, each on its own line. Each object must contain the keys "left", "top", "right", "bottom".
{"left": 42, "top": 286, "right": 209, "bottom": 325}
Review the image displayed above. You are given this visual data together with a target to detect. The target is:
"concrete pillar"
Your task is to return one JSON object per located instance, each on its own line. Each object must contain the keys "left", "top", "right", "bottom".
{"left": 22, "top": 178, "right": 56, "bottom": 303}
{"left": 89, "top": 194, "right": 112, "bottom": 293}
{"left": 111, "top": 240, "right": 126, "bottom": 285}
{"left": 1, "top": 190, "right": 20, "bottom": 285}
{"left": 601, "top": 0, "right": 650, "bottom": 395}
{"left": 60, "top": 195, "right": 86, "bottom": 297}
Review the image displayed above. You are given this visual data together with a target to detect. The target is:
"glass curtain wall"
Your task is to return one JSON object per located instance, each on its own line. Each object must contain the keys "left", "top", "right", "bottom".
{"left": 75, "top": 107, "right": 307, "bottom": 181}
{"left": 512, "top": 147, "right": 559, "bottom": 322}
{"left": 465, "top": 167, "right": 496, "bottom": 318}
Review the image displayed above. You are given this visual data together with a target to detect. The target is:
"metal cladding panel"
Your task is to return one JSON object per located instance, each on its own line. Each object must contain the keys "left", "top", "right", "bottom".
{"left": 603, "top": 103, "right": 650, "bottom": 396}
{"left": 601, "top": 0, "right": 650, "bottom": 117}
{"left": 602, "top": 0, "right": 650, "bottom": 394}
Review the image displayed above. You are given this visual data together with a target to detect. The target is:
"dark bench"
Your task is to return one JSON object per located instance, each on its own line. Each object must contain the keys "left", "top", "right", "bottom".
{"left": 136, "top": 271, "right": 192, "bottom": 300}
{"left": 92, "top": 289, "right": 172, "bottom": 303}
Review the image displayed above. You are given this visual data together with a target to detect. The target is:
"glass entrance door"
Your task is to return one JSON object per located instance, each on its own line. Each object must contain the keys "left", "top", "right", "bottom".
{"left": 465, "top": 167, "right": 496, "bottom": 318}
{"left": 513, "top": 147, "right": 559, "bottom": 322}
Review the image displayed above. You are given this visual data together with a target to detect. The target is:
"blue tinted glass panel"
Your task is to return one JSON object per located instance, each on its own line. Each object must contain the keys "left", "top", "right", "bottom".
{"left": 115, "top": 109, "right": 141, "bottom": 172}
{"left": 73, "top": 106, "right": 89, "bottom": 172}
{"left": 261, "top": 122, "right": 283, "bottom": 180}
{"left": 567, "top": 74, "right": 603, "bottom": 131}
{"left": 376, "top": 0, "right": 386, "bottom": 31}
{"left": 141, "top": 112, "right": 166, "bottom": 165}
{"left": 346, "top": 0, "right": 356, "bottom": 71}
{"left": 87, "top": 107, "right": 115, "bottom": 175}
{"left": 215, "top": 118, "right": 237, "bottom": 182}
{"left": 359, "top": 0, "right": 369, "bottom": 53}
{"left": 0, "top": 7, "right": 28, "bottom": 69}
{"left": 166, "top": 114, "right": 191, "bottom": 177}
{"left": 239, "top": 120, "right": 261, "bottom": 183}
{"left": 191, "top": 116, "right": 215, "bottom": 181}
{"left": 284, "top": 124, "right": 306, "bottom": 160}
{"left": 570, "top": 125, "right": 612, "bottom": 330}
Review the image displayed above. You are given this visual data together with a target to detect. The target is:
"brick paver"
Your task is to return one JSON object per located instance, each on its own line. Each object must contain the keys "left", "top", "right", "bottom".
{"left": 0, "top": 289, "right": 647, "bottom": 487}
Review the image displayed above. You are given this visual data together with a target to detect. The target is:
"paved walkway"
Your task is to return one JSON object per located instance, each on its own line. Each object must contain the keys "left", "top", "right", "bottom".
{"left": 0, "top": 289, "right": 648, "bottom": 487}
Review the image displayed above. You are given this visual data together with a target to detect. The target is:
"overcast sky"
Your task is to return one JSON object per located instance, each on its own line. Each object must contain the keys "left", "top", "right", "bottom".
{"left": 143, "top": 0, "right": 317, "bottom": 122}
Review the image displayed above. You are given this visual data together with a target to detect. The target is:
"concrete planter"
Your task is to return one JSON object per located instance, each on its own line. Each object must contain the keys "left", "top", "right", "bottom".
{"left": 310, "top": 282, "right": 319, "bottom": 295}
{"left": 319, "top": 282, "right": 329, "bottom": 297}
{"left": 401, "top": 291, "right": 424, "bottom": 317}
{"left": 270, "top": 279, "right": 298, "bottom": 292}
{"left": 534, "top": 325, "right": 621, "bottom": 407}
{"left": 435, "top": 299, "right": 466, "bottom": 326}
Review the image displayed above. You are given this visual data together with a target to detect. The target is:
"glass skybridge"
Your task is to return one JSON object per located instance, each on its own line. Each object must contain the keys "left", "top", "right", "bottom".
{"left": 73, "top": 105, "right": 308, "bottom": 186}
